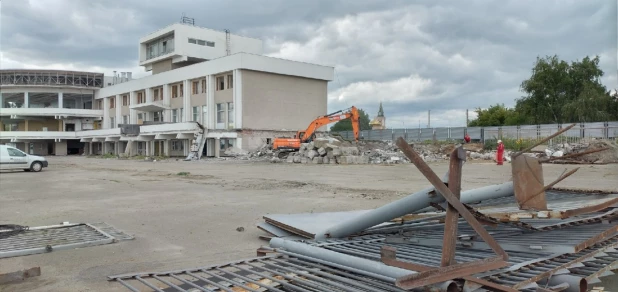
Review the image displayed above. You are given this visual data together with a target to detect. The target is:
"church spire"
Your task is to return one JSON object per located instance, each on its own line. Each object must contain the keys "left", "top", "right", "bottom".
{"left": 377, "top": 101, "right": 384, "bottom": 117}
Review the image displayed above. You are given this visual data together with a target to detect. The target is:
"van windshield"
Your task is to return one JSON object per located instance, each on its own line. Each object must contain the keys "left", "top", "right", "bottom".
{"left": 7, "top": 147, "right": 27, "bottom": 157}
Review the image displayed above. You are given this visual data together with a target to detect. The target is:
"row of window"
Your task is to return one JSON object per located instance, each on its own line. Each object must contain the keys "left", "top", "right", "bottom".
{"left": 110, "top": 102, "right": 233, "bottom": 128}
{"left": 188, "top": 38, "right": 214, "bottom": 47}
{"left": 106, "top": 77, "right": 223, "bottom": 108}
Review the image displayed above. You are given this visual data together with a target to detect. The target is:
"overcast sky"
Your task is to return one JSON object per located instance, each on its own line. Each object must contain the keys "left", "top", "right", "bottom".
{"left": 1, "top": 0, "right": 616, "bottom": 127}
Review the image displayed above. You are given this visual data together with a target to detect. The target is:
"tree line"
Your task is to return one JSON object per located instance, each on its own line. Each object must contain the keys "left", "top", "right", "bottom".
{"left": 469, "top": 55, "right": 618, "bottom": 127}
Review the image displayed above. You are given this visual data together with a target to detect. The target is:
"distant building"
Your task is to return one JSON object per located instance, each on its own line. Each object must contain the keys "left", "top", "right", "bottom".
{"left": 1, "top": 21, "right": 333, "bottom": 157}
{"left": 369, "top": 102, "right": 386, "bottom": 130}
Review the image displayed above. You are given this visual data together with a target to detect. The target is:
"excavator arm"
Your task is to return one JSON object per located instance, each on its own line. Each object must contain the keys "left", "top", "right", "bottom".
{"left": 300, "top": 106, "right": 360, "bottom": 143}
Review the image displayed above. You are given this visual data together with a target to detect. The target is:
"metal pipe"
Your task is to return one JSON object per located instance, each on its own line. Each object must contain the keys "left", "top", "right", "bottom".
{"left": 314, "top": 181, "right": 514, "bottom": 240}
{"left": 537, "top": 274, "right": 587, "bottom": 292}
{"left": 270, "top": 237, "right": 414, "bottom": 279}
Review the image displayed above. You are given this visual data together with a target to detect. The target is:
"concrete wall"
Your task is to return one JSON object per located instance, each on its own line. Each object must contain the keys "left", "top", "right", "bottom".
{"left": 240, "top": 129, "right": 298, "bottom": 151}
{"left": 241, "top": 70, "right": 327, "bottom": 131}
{"left": 55, "top": 140, "right": 67, "bottom": 155}
{"left": 213, "top": 73, "right": 233, "bottom": 104}
{"left": 27, "top": 119, "right": 60, "bottom": 131}
{"left": 151, "top": 59, "right": 183, "bottom": 74}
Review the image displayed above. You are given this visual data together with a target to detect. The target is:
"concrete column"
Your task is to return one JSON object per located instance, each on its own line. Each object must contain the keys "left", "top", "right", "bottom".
{"left": 58, "top": 120, "right": 63, "bottom": 131}
{"left": 24, "top": 92, "right": 29, "bottom": 108}
{"left": 145, "top": 141, "right": 150, "bottom": 156}
{"left": 163, "top": 84, "right": 171, "bottom": 121}
{"left": 115, "top": 142, "right": 120, "bottom": 155}
{"left": 214, "top": 138, "right": 220, "bottom": 158}
{"left": 129, "top": 92, "right": 137, "bottom": 123}
{"left": 89, "top": 142, "right": 93, "bottom": 155}
{"left": 58, "top": 92, "right": 63, "bottom": 109}
{"left": 164, "top": 139, "right": 170, "bottom": 156}
{"left": 103, "top": 97, "right": 110, "bottom": 128}
{"left": 0, "top": 92, "right": 3, "bottom": 108}
{"left": 233, "top": 69, "right": 242, "bottom": 129}
{"left": 115, "top": 94, "right": 121, "bottom": 124}
{"left": 207, "top": 75, "right": 215, "bottom": 128}
{"left": 183, "top": 80, "right": 190, "bottom": 122}
{"left": 145, "top": 87, "right": 153, "bottom": 103}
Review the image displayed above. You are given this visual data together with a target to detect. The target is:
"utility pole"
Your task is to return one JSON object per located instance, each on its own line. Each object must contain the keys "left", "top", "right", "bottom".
{"left": 428, "top": 110, "right": 431, "bottom": 128}
{"left": 466, "top": 109, "right": 469, "bottom": 127}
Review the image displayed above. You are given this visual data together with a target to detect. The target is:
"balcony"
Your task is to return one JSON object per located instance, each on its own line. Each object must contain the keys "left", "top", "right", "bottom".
{"left": 130, "top": 101, "right": 169, "bottom": 112}
{"left": 0, "top": 108, "right": 103, "bottom": 119}
{"left": 76, "top": 128, "right": 122, "bottom": 138}
{"left": 140, "top": 122, "right": 200, "bottom": 134}
{"left": 0, "top": 131, "right": 77, "bottom": 140}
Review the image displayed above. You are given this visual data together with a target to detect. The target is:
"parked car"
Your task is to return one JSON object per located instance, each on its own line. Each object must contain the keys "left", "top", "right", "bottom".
{"left": 0, "top": 145, "right": 48, "bottom": 172}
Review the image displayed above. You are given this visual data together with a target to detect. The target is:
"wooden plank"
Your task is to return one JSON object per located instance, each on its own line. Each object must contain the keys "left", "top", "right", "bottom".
{"left": 441, "top": 146, "right": 464, "bottom": 266}
{"left": 511, "top": 155, "right": 548, "bottom": 210}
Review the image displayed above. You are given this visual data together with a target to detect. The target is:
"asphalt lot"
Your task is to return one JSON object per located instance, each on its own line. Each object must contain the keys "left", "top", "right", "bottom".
{"left": 1, "top": 156, "right": 617, "bottom": 291}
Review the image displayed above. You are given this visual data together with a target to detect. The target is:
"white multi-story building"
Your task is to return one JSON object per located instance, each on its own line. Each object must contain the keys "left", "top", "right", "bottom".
{"left": 0, "top": 22, "right": 334, "bottom": 157}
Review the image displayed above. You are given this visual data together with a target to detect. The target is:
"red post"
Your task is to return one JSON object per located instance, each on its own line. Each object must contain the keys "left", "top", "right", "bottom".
{"left": 496, "top": 140, "right": 504, "bottom": 165}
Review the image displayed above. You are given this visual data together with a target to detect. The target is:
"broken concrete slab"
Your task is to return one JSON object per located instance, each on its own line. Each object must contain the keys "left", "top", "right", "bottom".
{"left": 341, "top": 147, "right": 360, "bottom": 156}
{"left": 307, "top": 150, "right": 318, "bottom": 159}
{"left": 323, "top": 156, "right": 330, "bottom": 164}
{"left": 317, "top": 147, "right": 327, "bottom": 156}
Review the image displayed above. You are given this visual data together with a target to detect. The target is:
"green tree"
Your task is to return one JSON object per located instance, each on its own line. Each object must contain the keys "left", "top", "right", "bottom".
{"left": 468, "top": 104, "right": 522, "bottom": 127}
{"left": 330, "top": 108, "right": 371, "bottom": 131}
{"left": 517, "top": 55, "right": 614, "bottom": 124}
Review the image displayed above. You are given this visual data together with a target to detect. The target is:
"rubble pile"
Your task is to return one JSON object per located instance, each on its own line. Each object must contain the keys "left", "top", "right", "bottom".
{"left": 279, "top": 137, "right": 371, "bottom": 164}
{"left": 543, "top": 139, "right": 618, "bottom": 164}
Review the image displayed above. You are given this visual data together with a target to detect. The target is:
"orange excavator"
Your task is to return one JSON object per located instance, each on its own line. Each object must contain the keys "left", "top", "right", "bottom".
{"left": 273, "top": 106, "right": 360, "bottom": 157}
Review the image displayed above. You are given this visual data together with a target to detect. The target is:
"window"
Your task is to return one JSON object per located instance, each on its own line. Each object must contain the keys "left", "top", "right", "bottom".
{"left": 7, "top": 147, "right": 26, "bottom": 157}
{"left": 123, "top": 115, "right": 129, "bottom": 124}
{"left": 216, "top": 76, "right": 225, "bottom": 91}
{"left": 179, "top": 84, "right": 184, "bottom": 97}
{"left": 110, "top": 97, "right": 115, "bottom": 109}
{"left": 154, "top": 89, "right": 160, "bottom": 101}
{"left": 3, "top": 123, "right": 18, "bottom": 131}
{"left": 192, "top": 106, "right": 199, "bottom": 122}
{"left": 188, "top": 38, "right": 197, "bottom": 44}
{"left": 227, "top": 102, "right": 234, "bottom": 129}
{"left": 227, "top": 75, "right": 233, "bottom": 89}
{"left": 192, "top": 81, "right": 199, "bottom": 94}
{"left": 110, "top": 117, "right": 115, "bottom": 128}
{"left": 137, "top": 92, "right": 145, "bottom": 104}
{"left": 202, "top": 105, "right": 208, "bottom": 125}
{"left": 153, "top": 111, "right": 163, "bottom": 122}
{"left": 122, "top": 95, "right": 129, "bottom": 106}
{"left": 138, "top": 113, "right": 144, "bottom": 122}
{"left": 220, "top": 138, "right": 235, "bottom": 151}
{"left": 197, "top": 40, "right": 206, "bottom": 46}
{"left": 201, "top": 79, "right": 206, "bottom": 93}
{"left": 172, "top": 85, "right": 178, "bottom": 98}
{"left": 172, "top": 140, "right": 184, "bottom": 151}
{"left": 172, "top": 109, "right": 178, "bottom": 123}
{"left": 188, "top": 38, "right": 215, "bottom": 47}
{"left": 216, "top": 103, "right": 225, "bottom": 123}
{"left": 206, "top": 41, "right": 215, "bottom": 47}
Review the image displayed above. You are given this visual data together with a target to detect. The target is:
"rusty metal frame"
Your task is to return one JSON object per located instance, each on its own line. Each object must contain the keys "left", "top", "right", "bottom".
{"left": 379, "top": 139, "right": 510, "bottom": 290}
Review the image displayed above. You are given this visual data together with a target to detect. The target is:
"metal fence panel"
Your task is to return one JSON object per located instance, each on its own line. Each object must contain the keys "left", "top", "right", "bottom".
{"left": 467, "top": 127, "right": 482, "bottom": 140}
{"left": 419, "top": 128, "right": 434, "bottom": 140}
{"left": 434, "top": 128, "right": 449, "bottom": 140}
{"left": 393, "top": 129, "right": 406, "bottom": 141}
{"left": 450, "top": 127, "right": 465, "bottom": 140}
{"left": 584, "top": 122, "right": 606, "bottom": 138}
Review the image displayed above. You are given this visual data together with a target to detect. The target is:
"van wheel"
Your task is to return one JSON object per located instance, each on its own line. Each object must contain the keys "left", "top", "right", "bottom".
{"left": 30, "top": 162, "right": 43, "bottom": 172}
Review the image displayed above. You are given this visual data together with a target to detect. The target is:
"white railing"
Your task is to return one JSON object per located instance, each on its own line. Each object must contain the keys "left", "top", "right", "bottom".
{"left": 0, "top": 131, "right": 77, "bottom": 139}
{"left": 75, "top": 128, "right": 122, "bottom": 137}
{"left": 0, "top": 108, "right": 103, "bottom": 118}
{"left": 140, "top": 122, "right": 200, "bottom": 134}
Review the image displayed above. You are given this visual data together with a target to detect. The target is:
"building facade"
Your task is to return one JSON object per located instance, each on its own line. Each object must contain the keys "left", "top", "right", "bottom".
{"left": 370, "top": 102, "right": 386, "bottom": 130}
{"left": 0, "top": 70, "right": 104, "bottom": 155}
{"left": 1, "top": 23, "right": 333, "bottom": 157}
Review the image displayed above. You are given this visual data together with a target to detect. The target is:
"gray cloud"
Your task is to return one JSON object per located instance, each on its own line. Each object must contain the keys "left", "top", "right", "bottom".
{"left": 1, "top": 0, "right": 615, "bottom": 127}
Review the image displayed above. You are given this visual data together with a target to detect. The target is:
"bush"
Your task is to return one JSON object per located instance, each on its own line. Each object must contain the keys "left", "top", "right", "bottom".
{"left": 484, "top": 138, "right": 537, "bottom": 151}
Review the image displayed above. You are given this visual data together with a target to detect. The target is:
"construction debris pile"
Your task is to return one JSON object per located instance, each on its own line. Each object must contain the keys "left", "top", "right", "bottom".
{"left": 107, "top": 124, "right": 617, "bottom": 292}
{"left": 542, "top": 139, "right": 618, "bottom": 164}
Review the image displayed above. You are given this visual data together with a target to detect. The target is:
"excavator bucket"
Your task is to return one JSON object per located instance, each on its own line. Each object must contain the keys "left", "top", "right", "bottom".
{"left": 511, "top": 155, "right": 548, "bottom": 210}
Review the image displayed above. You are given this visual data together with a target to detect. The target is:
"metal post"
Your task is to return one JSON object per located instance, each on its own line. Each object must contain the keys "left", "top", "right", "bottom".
{"left": 314, "top": 179, "right": 514, "bottom": 240}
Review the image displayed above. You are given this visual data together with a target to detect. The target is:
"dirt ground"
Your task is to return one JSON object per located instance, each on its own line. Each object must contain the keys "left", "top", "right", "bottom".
{"left": 1, "top": 156, "right": 617, "bottom": 292}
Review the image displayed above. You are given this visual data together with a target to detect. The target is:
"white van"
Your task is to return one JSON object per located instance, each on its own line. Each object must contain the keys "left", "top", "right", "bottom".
{"left": 0, "top": 145, "right": 48, "bottom": 172}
